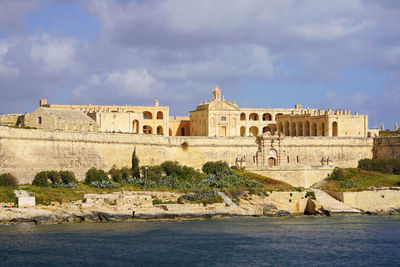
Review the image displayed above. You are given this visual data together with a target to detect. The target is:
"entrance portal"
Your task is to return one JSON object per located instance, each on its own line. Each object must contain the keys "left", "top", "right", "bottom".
{"left": 268, "top": 157, "right": 276, "bottom": 166}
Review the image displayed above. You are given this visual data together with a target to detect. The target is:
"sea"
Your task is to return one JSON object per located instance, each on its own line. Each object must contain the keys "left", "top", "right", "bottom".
{"left": 0, "top": 216, "right": 400, "bottom": 266}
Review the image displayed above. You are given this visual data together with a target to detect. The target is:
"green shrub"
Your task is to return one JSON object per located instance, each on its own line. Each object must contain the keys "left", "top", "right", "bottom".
{"left": 59, "top": 171, "right": 77, "bottom": 184}
{"left": 141, "top": 165, "right": 163, "bottom": 182}
{"left": 305, "top": 191, "right": 316, "bottom": 200}
{"left": 32, "top": 171, "right": 50, "bottom": 187}
{"left": 331, "top": 167, "right": 346, "bottom": 181}
{"left": 202, "top": 161, "right": 230, "bottom": 175}
{"left": 109, "top": 166, "right": 122, "bottom": 183}
{"left": 161, "top": 161, "right": 181, "bottom": 176}
{"left": 0, "top": 173, "right": 18, "bottom": 187}
{"left": 131, "top": 148, "right": 140, "bottom": 178}
{"left": 47, "top": 170, "right": 62, "bottom": 184}
{"left": 120, "top": 167, "right": 131, "bottom": 181}
{"left": 358, "top": 158, "right": 400, "bottom": 174}
{"left": 85, "top": 168, "right": 109, "bottom": 184}
{"left": 340, "top": 179, "right": 358, "bottom": 189}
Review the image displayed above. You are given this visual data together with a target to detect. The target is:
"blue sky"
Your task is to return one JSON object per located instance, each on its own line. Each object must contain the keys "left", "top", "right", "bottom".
{"left": 0, "top": 0, "right": 399, "bottom": 129}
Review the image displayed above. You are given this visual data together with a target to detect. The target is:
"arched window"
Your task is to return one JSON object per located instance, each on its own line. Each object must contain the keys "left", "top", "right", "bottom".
{"left": 312, "top": 123, "right": 317, "bottom": 136}
{"left": 240, "top": 126, "right": 246, "bottom": 137}
{"left": 249, "top": 113, "right": 259, "bottom": 121}
{"left": 157, "top": 126, "right": 163, "bottom": 135}
{"left": 249, "top": 126, "right": 259, "bottom": 136}
{"left": 291, "top": 122, "right": 296, "bottom": 136}
{"left": 262, "top": 113, "right": 272, "bottom": 121}
{"left": 332, "top": 122, "right": 338, "bottom": 136}
{"left": 240, "top": 113, "right": 246, "bottom": 121}
{"left": 143, "top": 125, "right": 152, "bottom": 134}
{"left": 132, "top": 120, "right": 139, "bottom": 134}
{"left": 143, "top": 111, "right": 152, "bottom": 120}
{"left": 157, "top": 111, "right": 163, "bottom": 120}
{"left": 305, "top": 121, "right": 310, "bottom": 136}
{"left": 298, "top": 122, "right": 303, "bottom": 136}
{"left": 285, "top": 121, "right": 290, "bottom": 136}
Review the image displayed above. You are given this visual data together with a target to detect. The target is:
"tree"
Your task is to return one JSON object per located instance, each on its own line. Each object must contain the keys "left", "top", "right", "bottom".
{"left": 131, "top": 147, "right": 140, "bottom": 178}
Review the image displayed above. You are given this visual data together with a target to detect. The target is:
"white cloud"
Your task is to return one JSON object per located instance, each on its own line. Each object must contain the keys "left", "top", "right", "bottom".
{"left": 0, "top": 43, "right": 19, "bottom": 77}
{"left": 30, "top": 34, "right": 79, "bottom": 74}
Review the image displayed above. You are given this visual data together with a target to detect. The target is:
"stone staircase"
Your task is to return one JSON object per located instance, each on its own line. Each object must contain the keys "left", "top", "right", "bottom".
{"left": 218, "top": 192, "right": 237, "bottom": 208}
{"left": 313, "top": 189, "right": 360, "bottom": 214}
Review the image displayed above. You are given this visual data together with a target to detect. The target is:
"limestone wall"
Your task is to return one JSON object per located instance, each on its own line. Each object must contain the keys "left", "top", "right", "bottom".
{"left": 0, "top": 114, "right": 21, "bottom": 126}
{"left": 250, "top": 166, "right": 334, "bottom": 188}
{"left": 0, "top": 126, "right": 258, "bottom": 184}
{"left": 373, "top": 137, "right": 400, "bottom": 159}
{"left": 331, "top": 190, "right": 400, "bottom": 211}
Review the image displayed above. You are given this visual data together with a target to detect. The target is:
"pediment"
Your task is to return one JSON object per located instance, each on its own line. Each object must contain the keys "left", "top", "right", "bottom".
{"left": 208, "top": 100, "right": 239, "bottom": 111}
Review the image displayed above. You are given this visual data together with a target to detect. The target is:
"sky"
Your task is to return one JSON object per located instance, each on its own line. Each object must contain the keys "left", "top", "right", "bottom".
{"left": 0, "top": 0, "right": 400, "bottom": 129}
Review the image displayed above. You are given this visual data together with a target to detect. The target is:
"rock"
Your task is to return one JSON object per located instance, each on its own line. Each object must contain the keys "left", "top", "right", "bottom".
{"left": 259, "top": 203, "right": 277, "bottom": 216}
{"left": 276, "top": 210, "right": 290, "bottom": 216}
{"left": 304, "top": 198, "right": 317, "bottom": 215}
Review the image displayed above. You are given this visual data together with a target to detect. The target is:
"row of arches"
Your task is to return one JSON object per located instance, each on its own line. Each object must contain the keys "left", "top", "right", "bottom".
{"left": 143, "top": 111, "right": 164, "bottom": 120}
{"left": 277, "top": 121, "right": 338, "bottom": 137}
{"left": 240, "top": 126, "right": 274, "bottom": 137}
{"left": 240, "top": 112, "right": 283, "bottom": 121}
{"left": 142, "top": 125, "right": 164, "bottom": 135}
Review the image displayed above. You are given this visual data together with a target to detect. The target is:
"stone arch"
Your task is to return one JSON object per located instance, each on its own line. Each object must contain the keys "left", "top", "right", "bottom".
{"left": 311, "top": 122, "right": 317, "bottom": 136}
{"left": 278, "top": 122, "right": 284, "bottom": 134}
{"left": 249, "top": 126, "right": 258, "bottom": 136}
{"left": 249, "top": 113, "right": 259, "bottom": 121}
{"left": 143, "top": 125, "right": 152, "bottom": 134}
{"left": 305, "top": 121, "right": 310, "bottom": 136}
{"left": 332, "top": 121, "right": 338, "bottom": 136}
{"left": 262, "top": 126, "right": 272, "bottom": 133}
{"left": 240, "top": 126, "right": 246, "bottom": 137}
{"left": 285, "top": 121, "right": 290, "bottom": 136}
{"left": 268, "top": 157, "right": 277, "bottom": 166}
{"left": 298, "top": 122, "right": 303, "bottom": 136}
{"left": 291, "top": 122, "right": 296, "bottom": 136}
{"left": 157, "top": 125, "right": 163, "bottom": 135}
{"left": 275, "top": 113, "right": 284, "bottom": 121}
{"left": 240, "top": 113, "right": 246, "bottom": 121}
{"left": 169, "top": 128, "right": 172, "bottom": 136}
{"left": 321, "top": 123, "right": 326, "bottom": 136}
{"left": 156, "top": 111, "right": 163, "bottom": 120}
{"left": 143, "top": 111, "right": 152, "bottom": 120}
{"left": 132, "top": 120, "right": 139, "bottom": 133}
{"left": 262, "top": 113, "right": 272, "bottom": 121}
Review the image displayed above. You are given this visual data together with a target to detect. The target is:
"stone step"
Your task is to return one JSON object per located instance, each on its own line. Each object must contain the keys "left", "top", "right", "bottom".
{"left": 313, "top": 189, "right": 360, "bottom": 213}
{"left": 218, "top": 192, "right": 237, "bottom": 208}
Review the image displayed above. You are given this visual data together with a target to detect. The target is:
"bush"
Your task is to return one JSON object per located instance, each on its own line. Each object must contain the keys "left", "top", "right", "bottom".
{"left": 60, "top": 171, "right": 77, "bottom": 184}
{"left": 141, "top": 165, "right": 163, "bottom": 182}
{"left": 0, "top": 173, "right": 18, "bottom": 187}
{"left": 358, "top": 158, "right": 400, "bottom": 174}
{"left": 202, "top": 161, "right": 230, "bottom": 175}
{"left": 90, "top": 180, "right": 120, "bottom": 189}
{"left": 131, "top": 148, "right": 140, "bottom": 178}
{"left": 32, "top": 171, "right": 50, "bottom": 187}
{"left": 340, "top": 179, "right": 358, "bottom": 189}
{"left": 109, "top": 166, "right": 122, "bottom": 183}
{"left": 85, "top": 168, "right": 109, "bottom": 184}
{"left": 331, "top": 167, "right": 346, "bottom": 181}
{"left": 47, "top": 170, "right": 62, "bottom": 184}
{"left": 161, "top": 161, "right": 181, "bottom": 176}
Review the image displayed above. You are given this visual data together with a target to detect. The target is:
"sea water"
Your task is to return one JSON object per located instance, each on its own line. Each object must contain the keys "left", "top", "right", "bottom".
{"left": 1, "top": 216, "right": 400, "bottom": 266}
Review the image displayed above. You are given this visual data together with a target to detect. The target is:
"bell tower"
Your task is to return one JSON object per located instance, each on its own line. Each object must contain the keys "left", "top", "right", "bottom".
{"left": 212, "top": 86, "right": 221, "bottom": 101}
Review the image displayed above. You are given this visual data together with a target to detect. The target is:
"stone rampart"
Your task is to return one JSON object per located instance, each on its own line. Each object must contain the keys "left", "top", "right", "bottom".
{"left": 0, "top": 126, "right": 374, "bottom": 185}
{"left": 373, "top": 137, "right": 400, "bottom": 159}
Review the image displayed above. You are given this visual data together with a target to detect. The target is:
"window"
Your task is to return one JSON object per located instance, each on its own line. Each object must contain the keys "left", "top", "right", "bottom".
{"left": 221, "top": 117, "right": 226, "bottom": 121}
{"left": 38, "top": 117, "right": 42, "bottom": 124}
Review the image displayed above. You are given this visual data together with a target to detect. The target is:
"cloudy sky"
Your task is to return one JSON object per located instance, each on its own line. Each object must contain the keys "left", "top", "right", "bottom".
{"left": 1, "top": 0, "right": 400, "bottom": 128}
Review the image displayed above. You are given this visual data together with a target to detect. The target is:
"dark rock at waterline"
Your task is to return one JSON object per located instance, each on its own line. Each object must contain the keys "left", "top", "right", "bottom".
{"left": 260, "top": 203, "right": 278, "bottom": 215}
{"left": 276, "top": 210, "right": 290, "bottom": 217}
{"left": 304, "top": 198, "right": 317, "bottom": 215}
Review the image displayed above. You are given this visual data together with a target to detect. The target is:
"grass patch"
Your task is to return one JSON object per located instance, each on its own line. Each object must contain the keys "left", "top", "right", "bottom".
{"left": 380, "top": 130, "right": 400, "bottom": 137}
{"left": 323, "top": 168, "right": 400, "bottom": 192}
{"left": 233, "top": 170, "right": 294, "bottom": 191}
{"left": 0, "top": 187, "right": 17, "bottom": 204}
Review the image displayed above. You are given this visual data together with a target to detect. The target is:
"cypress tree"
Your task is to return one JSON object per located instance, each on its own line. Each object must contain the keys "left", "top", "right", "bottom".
{"left": 131, "top": 147, "right": 140, "bottom": 178}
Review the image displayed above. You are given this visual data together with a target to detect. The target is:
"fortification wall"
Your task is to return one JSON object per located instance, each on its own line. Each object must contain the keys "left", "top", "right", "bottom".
{"left": 373, "top": 137, "right": 400, "bottom": 159}
{"left": 0, "top": 126, "right": 258, "bottom": 184}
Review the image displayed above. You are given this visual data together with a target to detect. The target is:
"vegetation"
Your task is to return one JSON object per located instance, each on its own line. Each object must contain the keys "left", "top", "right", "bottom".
{"left": 0, "top": 187, "right": 17, "bottom": 204}
{"left": 324, "top": 166, "right": 400, "bottom": 192}
{"left": 32, "top": 170, "right": 78, "bottom": 188}
{"left": 131, "top": 147, "right": 140, "bottom": 178}
{"left": 85, "top": 168, "right": 109, "bottom": 184}
{"left": 358, "top": 158, "right": 400, "bottom": 175}
{"left": 0, "top": 173, "right": 18, "bottom": 187}
{"left": 152, "top": 199, "right": 177, "bottom": 205}
{"left": 178, "top": 189, "right": 223, "bottom": 205}
{"left": 380, "top": 130, "right": 400, "bottom": 137}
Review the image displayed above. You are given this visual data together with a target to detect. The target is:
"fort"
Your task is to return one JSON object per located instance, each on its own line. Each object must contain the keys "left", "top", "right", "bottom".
{"left": 0, "top": 87, "right": 393, "bottom": 187}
